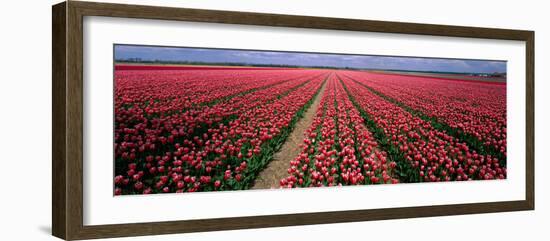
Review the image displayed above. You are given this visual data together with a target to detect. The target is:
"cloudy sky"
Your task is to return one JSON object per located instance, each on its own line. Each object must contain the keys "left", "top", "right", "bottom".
{"left": 115, "top": 45, "right": 506, "bottom": 73}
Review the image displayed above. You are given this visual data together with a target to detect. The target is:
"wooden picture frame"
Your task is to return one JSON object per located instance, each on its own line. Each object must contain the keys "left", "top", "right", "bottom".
{"left": 52, "top": 1, "right": 535, "bottom": 240}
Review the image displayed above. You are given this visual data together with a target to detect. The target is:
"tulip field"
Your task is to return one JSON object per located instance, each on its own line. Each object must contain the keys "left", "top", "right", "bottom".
{"left": 114, "top": 65, "right": 506, "bottom": 195}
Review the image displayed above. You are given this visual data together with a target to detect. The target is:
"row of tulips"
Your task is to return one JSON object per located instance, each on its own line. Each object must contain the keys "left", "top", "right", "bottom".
{"left": 114, "top": 72, "right": 315, "bottom": 177}
{"left": 115, "top": 68, "right": 314, "bottom": 116}
{"left": 114, "top": 70, "right": 319, "bottom": 168}
{"left": 340, "top": 75, "right": 506, "bottom": 182}
{"left": 333, "top": 77, "right": 399, "bottom": 185}
{"left": 114, "top": 67, "right": 329, "bottom": 194}
{"left": 281, "top": 75, "right": 398, "bottom": 188}
{"left": 343, "top": 71, "right": 507, "bottom": 160}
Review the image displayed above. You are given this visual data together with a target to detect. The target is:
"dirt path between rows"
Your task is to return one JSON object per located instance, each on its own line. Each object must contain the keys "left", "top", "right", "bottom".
{"left": 251, "top": 80, "right": 328, "bottom": 189}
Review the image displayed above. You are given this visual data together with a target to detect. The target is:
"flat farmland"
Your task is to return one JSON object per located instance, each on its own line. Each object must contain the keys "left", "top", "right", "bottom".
{"left": 113, "top": 65, "right": 507, "bottom": 195}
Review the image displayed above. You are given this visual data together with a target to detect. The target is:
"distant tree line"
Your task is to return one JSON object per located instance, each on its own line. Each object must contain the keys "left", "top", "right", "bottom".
{"left": 115, "top": 58, "right": 361, "bottom": 70}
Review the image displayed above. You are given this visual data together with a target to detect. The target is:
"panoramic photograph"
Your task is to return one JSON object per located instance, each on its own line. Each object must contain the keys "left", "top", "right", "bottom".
{"left": 113, "top": 44, "right": 507, "bottom": 195}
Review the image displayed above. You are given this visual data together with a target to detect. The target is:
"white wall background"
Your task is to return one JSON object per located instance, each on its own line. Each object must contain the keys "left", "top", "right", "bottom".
{"left": 0, "top": 0, "right": 547, "bottom": 240}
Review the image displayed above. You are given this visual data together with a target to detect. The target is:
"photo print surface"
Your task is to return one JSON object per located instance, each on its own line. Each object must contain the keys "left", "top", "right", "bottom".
{"left": 113, "top": 44, "right": 507, "bottom": 195}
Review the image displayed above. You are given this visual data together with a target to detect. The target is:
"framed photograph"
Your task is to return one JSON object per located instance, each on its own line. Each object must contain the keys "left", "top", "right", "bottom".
{"left": 52, "top": 1, "right": 534, "bottom": 240}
